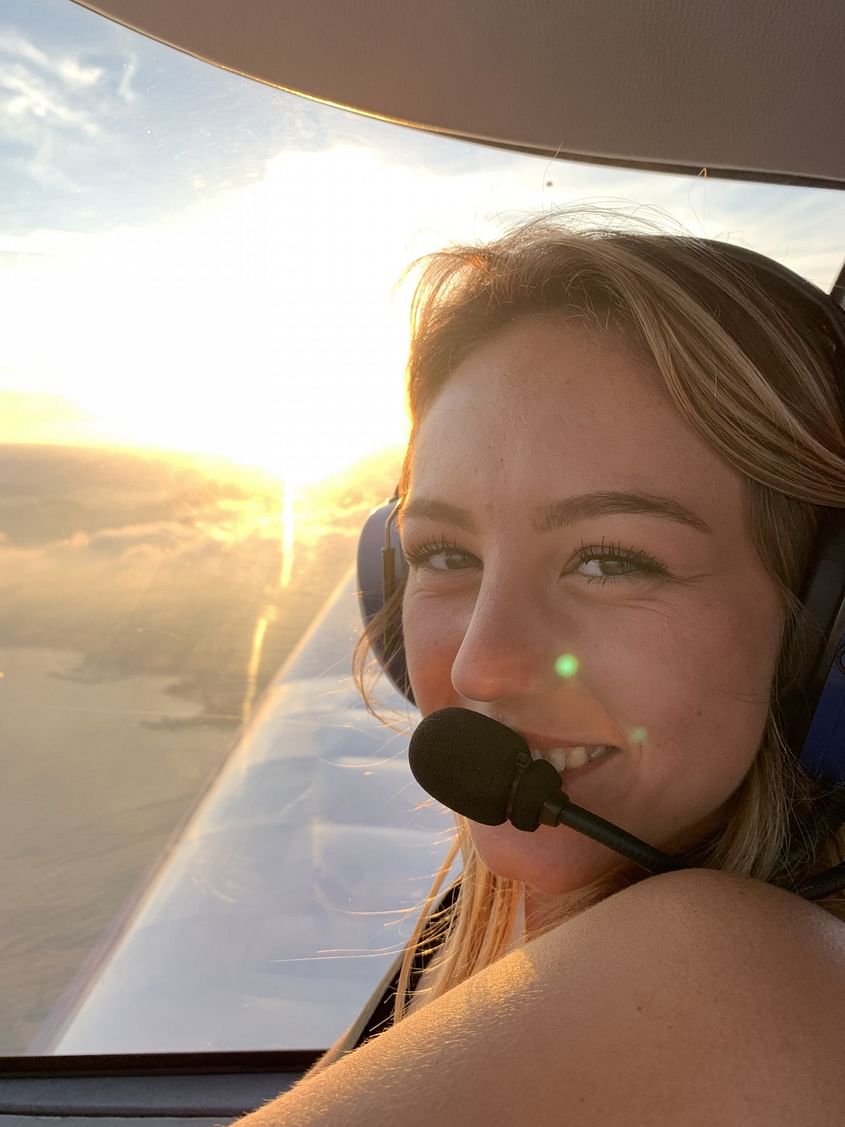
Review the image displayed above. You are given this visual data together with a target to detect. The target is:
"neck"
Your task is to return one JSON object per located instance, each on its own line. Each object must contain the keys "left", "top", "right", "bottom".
{"left": 523, "top": 867, "right": 646, "bottom": 939}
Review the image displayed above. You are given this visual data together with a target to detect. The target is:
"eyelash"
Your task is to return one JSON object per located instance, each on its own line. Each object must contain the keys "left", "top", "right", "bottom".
{"left": 402, "top": 536, "right": 668, "bottom": 585}
{"left": 403, "top": 537, "right": 469, "bottom": 570}
{"left": 571, "top": 539, "right": 668, "bottom": 585}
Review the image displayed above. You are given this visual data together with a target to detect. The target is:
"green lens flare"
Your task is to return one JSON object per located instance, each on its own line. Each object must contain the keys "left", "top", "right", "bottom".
{"left": 555, "top": 654, "right": 579, "bottom": 678}
{"left": 630, "top": 726, "right": 648, "bottom": 744}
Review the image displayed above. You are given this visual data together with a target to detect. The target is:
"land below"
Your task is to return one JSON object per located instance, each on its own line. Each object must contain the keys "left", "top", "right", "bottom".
{"left": 0, "top": 442, "right": 400, "bottom": 1054}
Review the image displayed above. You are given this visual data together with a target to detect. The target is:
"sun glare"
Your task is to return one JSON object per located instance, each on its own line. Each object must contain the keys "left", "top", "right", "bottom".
{"left": 0, "top": 145, "right": 436, "bottom": 487}
{"left": 6, "top": 133, "right": 832, "bottom": 491}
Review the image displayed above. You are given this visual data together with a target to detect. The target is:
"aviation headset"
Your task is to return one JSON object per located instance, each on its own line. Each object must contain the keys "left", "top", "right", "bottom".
{"left": 357, "top": 238, "right": 845, "bottom": 810}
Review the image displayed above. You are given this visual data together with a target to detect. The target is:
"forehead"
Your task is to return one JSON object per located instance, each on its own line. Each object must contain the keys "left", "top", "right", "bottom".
{"left": 409, "top": 318, "right": 746, "bottom": 519}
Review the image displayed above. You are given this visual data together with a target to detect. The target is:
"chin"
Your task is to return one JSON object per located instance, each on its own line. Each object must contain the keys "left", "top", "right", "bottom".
{"left": 470, "top": 820, "right": 632, "bottom": 896}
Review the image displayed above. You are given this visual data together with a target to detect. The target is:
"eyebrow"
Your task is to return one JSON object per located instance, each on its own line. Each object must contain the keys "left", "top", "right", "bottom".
{"left": 400, "top": 491, "right": 712, "bottom": 535}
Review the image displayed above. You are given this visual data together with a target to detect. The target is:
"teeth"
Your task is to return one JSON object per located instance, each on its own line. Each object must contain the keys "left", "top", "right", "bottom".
{"left": 587, "top": 745, "right": 612, "bottom": 762}
{"left": 566, "top": 746, "right": 589, "bottom": 769}
{"left": 548, "top": 749, "right": 568, "bottom": 773}
{"left": 529, "top": 744, "right": 616, "bottom": 771}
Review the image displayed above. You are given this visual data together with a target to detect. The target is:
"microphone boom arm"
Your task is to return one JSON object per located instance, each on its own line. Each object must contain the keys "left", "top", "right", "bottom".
{"left": 541, "top": 792, "right": 685, "bottom": 875}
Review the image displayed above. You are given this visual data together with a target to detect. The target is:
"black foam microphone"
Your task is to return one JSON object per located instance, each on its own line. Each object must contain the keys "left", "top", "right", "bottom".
{"left": 409, "top": 707, "right": 685, "bottom": 876}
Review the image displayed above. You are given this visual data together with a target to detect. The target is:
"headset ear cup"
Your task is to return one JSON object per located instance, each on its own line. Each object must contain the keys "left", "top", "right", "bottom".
{"left": 356, "top": 500, "right": 414, "bottom": 703}
{"left": 783, "top": 510, "right": 845, "bottom": 784}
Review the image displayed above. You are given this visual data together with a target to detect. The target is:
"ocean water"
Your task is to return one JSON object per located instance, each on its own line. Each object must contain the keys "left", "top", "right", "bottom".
{"left": 0, "top": 646, "right": 236, "bottom": 1054}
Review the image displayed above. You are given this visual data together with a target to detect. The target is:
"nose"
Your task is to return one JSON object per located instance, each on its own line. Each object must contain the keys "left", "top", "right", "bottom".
{"left": 449, "top": 574, "right": 573, "bottom": 704}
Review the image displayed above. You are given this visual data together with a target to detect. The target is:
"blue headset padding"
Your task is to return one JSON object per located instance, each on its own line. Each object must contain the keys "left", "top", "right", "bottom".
{"left": 799, "top": 630, "right": 845, "bottom": 781}
{"left": 356, "top": 499, "right": 411, "bottom": 700}
{"left": 782, "top": 514, "right": 845, "bottom": 782}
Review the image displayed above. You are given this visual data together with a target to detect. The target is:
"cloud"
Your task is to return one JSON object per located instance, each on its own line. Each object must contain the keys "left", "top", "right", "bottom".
{"left": 55, "top": 57, "right": 104, "bottom": 91}
{"left": 0, "top": 26, "right": 133, "bottom": 189}
{"left": 117, "top": 54, "right": 138, "bottom": 104}
{"left": 86, "top": 523, "right": 199, "bottom": 556}
{"left": 0, "top": 29, "right": 49, "bottom": 69}
{"left": 0, "top": 67, "right": 99, "bottom": 136}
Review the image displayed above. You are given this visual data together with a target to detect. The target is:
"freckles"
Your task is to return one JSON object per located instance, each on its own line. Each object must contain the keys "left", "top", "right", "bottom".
{"left": 405, "top": 593, "right": 458, "bottom": 647}
{"left": 403, "top": 595, "right": 463, "bottom": 700}
{"left": 589, "top": 619, "right": 688, "bottom": 719}
{"left": 633, "top": 593, "right": 774, "bottom": 715}
{"left": 595, "top": 619, "right": 725, "bottom": 759}
{"left": 700, "top": 611, "right": 779, "bottom": 710}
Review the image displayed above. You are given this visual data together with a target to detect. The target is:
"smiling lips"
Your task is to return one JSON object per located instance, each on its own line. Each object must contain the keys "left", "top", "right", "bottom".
{"left": 528, "top": 744, "right": 618, "bottom": 773}
{"left": 509, "top": 724, "right": 623, "bottom": 773}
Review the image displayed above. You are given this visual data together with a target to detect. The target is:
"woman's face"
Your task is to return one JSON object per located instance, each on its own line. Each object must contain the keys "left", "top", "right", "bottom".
{"left": 400, "top": 317, "right": 783, "bottom": 904}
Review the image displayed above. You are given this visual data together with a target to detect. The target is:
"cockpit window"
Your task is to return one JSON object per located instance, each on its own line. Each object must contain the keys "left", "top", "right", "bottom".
{"left": 3, "top": 0, "right": 844, "bottom": 1056}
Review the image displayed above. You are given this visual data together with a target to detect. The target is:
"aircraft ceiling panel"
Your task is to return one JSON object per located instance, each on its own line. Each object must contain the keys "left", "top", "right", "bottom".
{"left": 76, "top": 0, "right": 845, "bottom": 187}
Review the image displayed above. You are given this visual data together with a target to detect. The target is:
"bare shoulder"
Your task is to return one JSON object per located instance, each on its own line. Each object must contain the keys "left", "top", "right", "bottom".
{"left": 491, "top": 868, "right": 845, "bottom": 1125}
{"left": 239, "top": 870, "right": 845, "bottom": 1127}
{"left": 537, "top": 867, "right": 845, "bottom": 1021}
{"left": 522, "top": 868, "right": 845, "bottom": 1120}
{"left": 588, "top": 864, "right": 845, "bottom": 958}
{"left": 599, "top": 866, "right": 845, "bottom": 976}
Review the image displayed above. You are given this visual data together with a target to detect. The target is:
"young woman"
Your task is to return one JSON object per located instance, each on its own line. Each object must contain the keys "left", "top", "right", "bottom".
{"left": 239, "top": 219, "right": 845, "bottom": 1125}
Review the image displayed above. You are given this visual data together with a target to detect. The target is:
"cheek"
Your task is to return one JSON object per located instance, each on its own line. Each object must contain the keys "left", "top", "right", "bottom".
{"left": 601, "top": 595, "right": 781, "bottom": 800}
{"left": 402, "top": 589, "right": 465, "bottom": 712}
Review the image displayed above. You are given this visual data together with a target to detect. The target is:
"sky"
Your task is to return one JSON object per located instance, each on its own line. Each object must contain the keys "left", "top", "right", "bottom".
{"left": 2, "top": 0, "right": 844, "bottom": 485}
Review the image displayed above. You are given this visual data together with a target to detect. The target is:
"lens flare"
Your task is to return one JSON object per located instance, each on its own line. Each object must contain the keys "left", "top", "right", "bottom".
{"left": 630, "top": 726, "right": 648, "bottom": 744}
{"left": 555, "top": 654, "right": 579, "bottom": 679}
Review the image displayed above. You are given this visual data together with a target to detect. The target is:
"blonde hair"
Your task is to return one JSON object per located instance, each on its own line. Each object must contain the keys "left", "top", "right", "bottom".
{"left": 355, "top": 215, "right": 845, "bottom": 1023}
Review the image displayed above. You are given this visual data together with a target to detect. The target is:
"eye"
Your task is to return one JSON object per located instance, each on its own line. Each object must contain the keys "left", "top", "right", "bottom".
{"left": 403, "top": 537, "right": 480, "bottom": 572}
{"left": 570, "top": 540, "right": 667, "bottom": 585}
